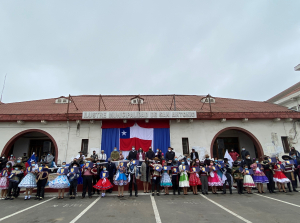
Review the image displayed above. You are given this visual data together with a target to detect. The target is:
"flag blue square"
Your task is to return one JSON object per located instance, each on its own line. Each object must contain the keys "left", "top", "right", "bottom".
{"left": 120, "top": 127, "right": 130, "bottom": 139}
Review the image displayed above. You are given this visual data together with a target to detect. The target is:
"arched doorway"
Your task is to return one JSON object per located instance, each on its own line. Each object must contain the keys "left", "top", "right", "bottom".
{"left": 210, "top": 127, "right": 264, "bottom": 160}
{"left": 1, "top": 129, "right": 58, "bottom": 162}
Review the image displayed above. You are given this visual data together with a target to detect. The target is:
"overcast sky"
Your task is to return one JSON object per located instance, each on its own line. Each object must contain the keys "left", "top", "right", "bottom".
{"left": 0, "top": 1, "right": 299, "bottom": 103}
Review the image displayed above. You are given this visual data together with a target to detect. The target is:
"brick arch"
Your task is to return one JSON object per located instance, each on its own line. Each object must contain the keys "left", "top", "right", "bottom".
{"left": 1, "top": 129, "right": 58, "bottom": 162}
{"left": 210, "top": 127, "right": 264, "bottom": 159}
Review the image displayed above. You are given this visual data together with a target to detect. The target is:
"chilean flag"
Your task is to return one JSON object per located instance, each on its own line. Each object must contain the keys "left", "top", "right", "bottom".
{"left": 120, "top": 124, "right": 153, "bottom": 151}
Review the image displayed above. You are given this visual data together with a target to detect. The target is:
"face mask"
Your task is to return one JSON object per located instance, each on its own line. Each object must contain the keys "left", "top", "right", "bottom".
{"left": 114, "top": 149, "right": 117, "bottom": 151}
{"left": 245, "top": 168, "right": 248, "bottom": 170}
{"left": 196, "top": 161, "right": 199, "bottom": 163}
{"left": 210, "top": 163, "right": 213, "bottom": 166}
{"left": 48, "top": 154, "right": 50, "bottom": 155}
{"left": 181, "top": 162, "right": 185, "bottom": 164}
{"left": 175, "top": 158, "right": 178, "bottom": 161}
{"left": 246, "top": 157, "right": 250, "bottom": 159}
{"left": 32, "top": 163, "right": 35, "bottom": 166}
{"left": 187, "top": 158, "right": 190, "bottom": 161}
{"left": 15, "top": 167, "right": 19, "bottom": 170}
{"left": 103, "top": 168, "right": 106, "bottom": 171}
{"left": 256, "top": 161, "right": 259, "bottom": 163}
{"left": 97, "top": 163, "right": 100, "bottom": 165}
{"left": 17, "top": 160, "right": 21, "bottom": 163}
{"left": 6, "top": 165, "right": 9, "bottom": 168}
{"left": 293, "top": 156, "right": 296, "bottom": 158}
{"left": 242, "top": 149, "right": 245, "bottom": 151}
{"left": 62, "top": 165, "right": 66, "bottom": 167}
{"left": 149, "top": 149, "right": 152, "bottom": 151}
{"left": 87, "top": 161, "right": 90, "bottom": 163}
{"left": 132, "top": 148, "right": 135, "bottom": 151}
{"left": 237, "top": 161, "right": 241, "bottom": 163}
{"left": 73, "top": 166, "right": 77, "bottom": 168}
{"left": 206, "top": 158, "right": 209, "bottom": 160}
{"left": 168, "top": 150, "right": 171, "bottom": 152}
{"left": 157, "top": 150, "right": 159, "bottom": 153}
{"left": 2, "top": 157, "right": 4, "bottom": 159}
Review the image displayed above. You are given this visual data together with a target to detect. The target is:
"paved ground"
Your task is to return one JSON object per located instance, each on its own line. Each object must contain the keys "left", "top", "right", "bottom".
{"left": 0, "top": 189, "right": 300, "bottom": 223}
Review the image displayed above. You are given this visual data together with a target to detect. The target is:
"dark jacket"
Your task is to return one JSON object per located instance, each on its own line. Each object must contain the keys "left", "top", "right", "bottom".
{"left": 146, "top": 150, "right": 155, "bottom": 160}
{"left": 128, "top": 151, "right": 137, "bottom": 160}
{"left": 190, "top": 152, "right": 199, "bottom": 160}
{"left": 242, "top": 158, "right": 253, "bottom": 169}
{"left": 241, "top": 150, "right": 250, "bottom": 160}
{"left": 106, "top": 162, "right": 116, "bottom": 179}
{"left": 0, "top": 157, "right": 8, "bottom": 171}
{"left": 165, "top": 151, "right": 175, "bottom": 162}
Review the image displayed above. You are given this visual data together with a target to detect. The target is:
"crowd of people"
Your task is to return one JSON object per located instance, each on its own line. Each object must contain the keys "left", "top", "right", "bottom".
{"left": 0, "top": 146, "right": 300, "bottom": 200}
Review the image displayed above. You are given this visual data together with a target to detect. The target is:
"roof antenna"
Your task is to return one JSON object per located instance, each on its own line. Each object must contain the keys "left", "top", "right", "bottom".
{"left": 0, "top": 73, "right": 7, "bottom": 103}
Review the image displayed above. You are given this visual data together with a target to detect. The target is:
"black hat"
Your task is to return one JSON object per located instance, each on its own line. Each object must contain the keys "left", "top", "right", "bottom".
{"left": 78, "top": 151, "right": 83, "bottom": 153}
{"left": 282, "top": 155, "right": 292, "bottom": 160}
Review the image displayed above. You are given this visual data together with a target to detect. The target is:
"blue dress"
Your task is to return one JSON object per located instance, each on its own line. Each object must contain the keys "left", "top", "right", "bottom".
{"left": 19, "top": 166, "right": 38, "bottom": 188}
{"left": 48, "top": 168, "right": 70, "bottom": 189}
{"left": 114, "top": 167, "right": 128, "bottom": 186}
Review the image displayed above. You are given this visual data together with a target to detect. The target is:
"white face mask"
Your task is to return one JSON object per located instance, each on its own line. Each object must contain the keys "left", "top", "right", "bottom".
{"left": 132, "top": 148, "right": 135, "bottom": 151}
{"left": 246, "top": 157, "right": 250, "bottom": 159}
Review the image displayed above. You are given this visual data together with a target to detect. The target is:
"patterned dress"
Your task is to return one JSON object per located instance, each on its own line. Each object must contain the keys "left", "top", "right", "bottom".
{"left": 189, "top": 167, "right": 202, "bottom": 186}
{"left": 114, "top": 166, "right": 128, "bottom": 186}
{"left": 179, "top": 165, "right": 189, "bottom": 187}
{"left": 0, "top": 169, "right": 10, "bottom": 189}
{"left": 160, "top": 170, "right": 172, "bottom": 187}
{"left": 48, "top": 168, "right": 70, "bottom": 189}
{"left": 18, "top": 166, "right": 37, "bottom": 189}
{"left": 273, "top": 164, "right": 290, "bottom": 183}
{"left": 250, "top": 163, "right": 269, "bottom": 184}
{"left": 243, "top": 171, "right": 255, "bottom": 187}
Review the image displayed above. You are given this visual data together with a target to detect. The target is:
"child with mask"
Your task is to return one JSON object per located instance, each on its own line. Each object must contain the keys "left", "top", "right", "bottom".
{"left": 251, "top": 159, "right": 269, "bottom": 193}
{"left": 208, "top": 160, "right": 222, "bottom": 194}
{"left": 5, "top": 163, "right": 24, "bottom": 200}
{"left": 68, "top": 162, "right": 80, "bottom": 199}
{"left": 0, "top": 162, "right": 12, "bottom": 199}
{"left": 160, "top": 162, "right": 172, "bottom": 195}
{"left": 242, "top": 164, "right": 255, "bottom": 194}
{"left": 35, "top": 163, "right": 49, "bottom": 200}
{"left": 93, "top": 165, "right": 113, "bottom": 197}
{"left": 179, "top": 159, "right": 189, "bottom": 195}
{"left": 18, "top": 160, "right": 38, "bottom": 200}
{"left": 49, "top": 161, "right": 70, "bottom": 199}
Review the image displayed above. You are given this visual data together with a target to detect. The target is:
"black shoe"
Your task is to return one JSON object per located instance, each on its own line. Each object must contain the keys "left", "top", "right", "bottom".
{"left": 289, "top": 190, "right": 292, "bottom": 192}
{"left": 34, "top": 197, "right": 39, "bottom": 200}
{"left": 173, "top": 192, "right": 175, "bottom": 195}
{"left": 152, "top": 193, "right": 155, "bottom": 196}
{"left": 129, "top": 193, "right": 132, "bottom": 197}
{"left": 222, "top": 192, "right": 226, "bottom": 194}
{"left": 89, "top": 196, "right": 92, "bottom": 198}
{"left": 293, "top": 189, "right": 298, "bottom": 192}
{"left": 10, "top": 197, "right": 15, "bottom": 200}
{"left": 202, "top": 192, "right": 205, "bottom": 195}
{"left": 39, "top": 197, "right": 43, "bottom": 200}
{"left": 157, "top": 193, "right": 160, "bottom": 196}
{"left": 81, "top": 196, "right": 85, "bottom": 199}
{"left": 4, "top": 197, "right": 10, "bottom": 200}
{"left": 92, "top": 192, "right": 95, "bottom": 195}
{"left": 135, "top": 194, "right": 138, "bottom": 197}
{"left": 206, "top": 192, "right": 208, "bottom": 195}
{"left": 97, "top": 192, "right": 101, "bottom": 195}
{"left": 272, "top": 191, "right": 276, "bottom": 193}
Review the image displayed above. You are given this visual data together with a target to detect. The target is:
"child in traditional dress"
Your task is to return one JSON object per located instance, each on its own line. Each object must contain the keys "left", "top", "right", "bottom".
{"left": 93, "top": 166, "right": 113, "bottom": 197}
{"left": 251, "top": 159, "right": 269, "bottom": 193}
{"left": 114, "top": 162, "right": 128, "bottom": 197}
{"left": 189, "top": 161, "right": 201, "bottom": 195}
{"left": 18, "top": 160, "right": 38, "bottom": 200}
{"left": 49, "top": 162, "right": 70, "bottom": 199}
{"left": 160, "top": 162, "right": 172, "bottom": 195}
{"left": 273, "top": 161, "right": 290, "bottom": 193}
{"left": 242, "top": 164, "right": 255, "bottom": 194}
{"left": 0, "top": 162, "right": 12, "bottom": 199}
{"left": 179, "top": 160, "right": 189, "bottom": 195}
{"left": 208, "top": 160, "right": 222, "bottom": 194}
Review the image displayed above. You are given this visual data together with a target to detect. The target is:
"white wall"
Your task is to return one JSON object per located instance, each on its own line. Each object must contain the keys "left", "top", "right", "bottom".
{"left": 0, "top": 121, "right": 102, "bottom": 163}
{"left": 170, "top": 119, "right": 300, "bottom": 159}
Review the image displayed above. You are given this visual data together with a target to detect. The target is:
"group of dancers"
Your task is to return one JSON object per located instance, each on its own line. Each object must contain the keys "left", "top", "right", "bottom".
{"left": 0, "top": 147, "right": 299, "bottom": 200}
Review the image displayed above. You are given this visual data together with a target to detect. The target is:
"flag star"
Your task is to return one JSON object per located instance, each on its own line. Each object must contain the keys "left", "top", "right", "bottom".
{"left": 121, "top": 130, "right": 127, "bottom": 136}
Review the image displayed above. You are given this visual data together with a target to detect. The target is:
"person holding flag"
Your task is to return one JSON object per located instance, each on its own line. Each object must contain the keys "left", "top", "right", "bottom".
{"left": 18, "top": 159, "right": 38, "bottom": 200}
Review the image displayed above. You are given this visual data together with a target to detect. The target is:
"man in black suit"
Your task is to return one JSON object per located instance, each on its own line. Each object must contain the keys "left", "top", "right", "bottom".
{"left": 241, "top": 147, "right": 250, "bottom": 161}
{"left": 106, "top": 158, "right": 116, "bottom": 193}
{"left": 128, "top": 146, "right": 137, "bottom": 160}
{"left": 190, "top": 149, "right": 199, "bottom": 161}
{"left": 146, "top": 147, "right": 155, "bottom": 160}
{"left": 165, "top": 147, "right": 175, "bottom": 165}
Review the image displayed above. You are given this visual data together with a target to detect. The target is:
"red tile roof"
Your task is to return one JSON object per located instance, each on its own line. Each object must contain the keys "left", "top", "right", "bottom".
{"left": 267, "top": 82, "right": 300, "bottom": 103}
{"left": 0, "top": 95, "right": 299, "bottom": 121}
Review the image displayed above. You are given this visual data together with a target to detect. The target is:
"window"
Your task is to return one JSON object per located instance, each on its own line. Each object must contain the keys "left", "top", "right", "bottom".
{"left": 182, "top": 138, "right": 189, "bottom": 155}
{"left": 281, "top": 136, "right": 290, "bottom": 153}
{"left": 55, "top": 97, "right": 71, "bottom": 104}
{"left": 201, "top": 97, "right": 215, "bottom": 103}
{"left": 81, "top": 139, "right": 89, "bottom": 155}
{"left": 131, "top": 98, "right": 144, "bottom": 104}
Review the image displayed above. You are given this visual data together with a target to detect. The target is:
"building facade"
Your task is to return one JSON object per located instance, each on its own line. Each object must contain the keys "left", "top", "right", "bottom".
{"left": 1, "top": 95, "right": 300, "bottom": 164}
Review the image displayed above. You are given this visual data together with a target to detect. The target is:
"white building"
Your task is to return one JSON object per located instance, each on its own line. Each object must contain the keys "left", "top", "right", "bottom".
{"left": 1, "top": 94, "right": 300, "bottom": 164}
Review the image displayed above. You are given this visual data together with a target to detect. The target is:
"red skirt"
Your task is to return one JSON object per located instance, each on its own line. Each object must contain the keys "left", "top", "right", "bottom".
{"left": 93, "top": 178, "right": 113, "bottom": 190}
{"left": 189, "top": 173, "right": 202, "bottom": 186}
